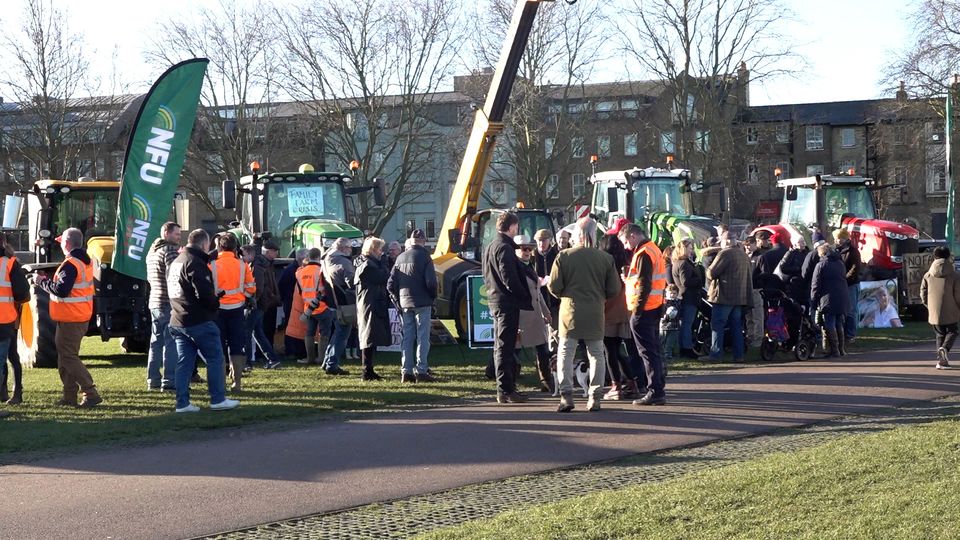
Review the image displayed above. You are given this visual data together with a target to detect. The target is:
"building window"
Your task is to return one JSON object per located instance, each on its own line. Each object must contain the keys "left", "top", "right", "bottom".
{"left": 927, "top": 122, "right": 945, "bottom": 143}
{"left": 425, "top": 219, "right": 436, "bottom": 239}
{"left": 805, "top": 126, "right": 824, "bottom": 151}
{"left": 546, "top": 174, "right": 560, "bottom": 199}
{"left": 207, "top": 186, "right": 223, "bottom": 207}
{"left": 624, "top": 134, "right": 638, "bottom": 157}
{"left": 597, "top": 135, "right": 611, "bottom": 158}
{"left": 776, "top": 124, "right": 790, "bottom": 144}
{"left": 406, "top": 219, "right": 417, "bottom": 236}
{"left": 571, "top": 137, "right": 584, "bottom": 158}
{"left": 894, "top": 126, "right": 905, "bottom": 145}
{"left": 806, "top": 164, "right": 824, "bottom": 176}
{"left": 12, "top": 162, "right": 24, "bottom": 183}
{"left": 747, "top": 161, "right": 759, "bottom": 184}
{"left": 112, "top": 152, "right": 124, "bottom": 176}
{"left": 775, "top": 161, "right": 790, "bottom": 179}
{"left": 621, "top": 99, "right": 638, "bottom": 118}
{"left": 696, "top": 130, "right": 710, "bottom": 153}
{"left": 746, "top": 127, "right": 758, "bottom": 145}
{"left": 596, "top": 101, "right": 616, "bottom": 119}
{"left": 894, "top": 166, "right": 907, "bottom": 185}
{"left": 928, "top": 165, "right": 947, "bottom": 193}
{"left": 567, "top": 102, "right": 586, "bottom": 115}
{"left": 837, "top": 160, "right": 857, "bottom": 175}
{"left": 841, "top": 128, "right": 856, "bottom": 148}
{"left": 660, "top": 131, "right": 675, "bottom": 154}
{"left": 544, "top": 137, "right": 555, "bottom": 159}
{"left": 572, "top": 173, "right": 586, "bottom": 198}
{"left": 673, "top": 94, "right": 696, "bottom": 123}
{"left": 491, "top": 181, "right": 506, "bottom": 204}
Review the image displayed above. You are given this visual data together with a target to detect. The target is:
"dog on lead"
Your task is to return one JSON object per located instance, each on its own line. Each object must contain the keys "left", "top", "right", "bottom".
{"left": 550, "top": 355, "right": 590, "bottom": 398}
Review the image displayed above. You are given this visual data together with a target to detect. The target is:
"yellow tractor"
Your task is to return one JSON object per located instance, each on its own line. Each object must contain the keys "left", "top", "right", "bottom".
{"left": 4, "top": 178, "right": 151, "bottom": 367}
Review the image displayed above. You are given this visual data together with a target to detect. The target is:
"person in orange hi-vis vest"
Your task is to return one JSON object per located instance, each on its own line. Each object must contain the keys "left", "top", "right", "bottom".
{"left": 295, "top": 247, "right": 335, "bottom": 366}
{"left": 0, "top": 233, "right": 30, "bottom": 412}
{"left": 617, "top": 222, "right": 668, "bottom": 406}
{"left": 35, "top": 227, "right": 102, "bottom": 408}
{"left": 210, "top": 234, "right": 255, "bottom": 392}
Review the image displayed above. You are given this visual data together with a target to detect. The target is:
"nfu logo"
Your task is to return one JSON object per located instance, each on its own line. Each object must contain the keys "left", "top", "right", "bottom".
{"left": 125, "top": 105, "right": 175, "bottom": 261}
{"left": 124, "top": 194, "right": 153, "bottom": 261}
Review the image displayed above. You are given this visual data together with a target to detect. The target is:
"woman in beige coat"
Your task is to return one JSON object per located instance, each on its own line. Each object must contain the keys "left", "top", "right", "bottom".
{"left": 921, "top": 246, "right": 960, "bottom": 369}
{"left": 515, "top": 235, "right": 554, "bottom": 392}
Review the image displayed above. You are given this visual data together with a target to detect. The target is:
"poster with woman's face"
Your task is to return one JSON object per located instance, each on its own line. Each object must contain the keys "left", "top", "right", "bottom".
{"left": 858, "top": 279, "right": 903, "bottom": 328}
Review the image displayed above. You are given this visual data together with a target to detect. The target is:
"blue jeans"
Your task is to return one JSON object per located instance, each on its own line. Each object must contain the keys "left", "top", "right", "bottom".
{"left": 323, "top": 315, "right": 349, "bottom": 371}
{"left": 170, "top": 321, "right": 227, "bottom": 410}
{"left": 246, "top": 308, "right": 279, "bottom": 366}
{"left": 147, "top": 306, "right": 176, "bottom": 388}
{"left": 710, "top": 304, "right": 744, "bottom": 360}
{"left": 679, "top": 302, "right": 697, "bottom": 349}
{"left": 845, "top": 284, "right": 859, "bottom": 338}
{"left": 401, "top": 306, "right": 432, "bottom": 375}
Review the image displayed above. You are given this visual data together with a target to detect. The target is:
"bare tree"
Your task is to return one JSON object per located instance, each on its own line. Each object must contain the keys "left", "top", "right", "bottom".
{"left": 145, "top": 0, "right": 282, "bottom": 219}
{"left": 469, "top": 0, "right": 608, "bottom": 210}
{"left": 279, "top": 0, "right": 465, "bottom": 235}
{"left": 0, "top": 0, "right": 109, "bottom": 184}
{"left": 622, "top": 0, "right": 798, "bottom": 214}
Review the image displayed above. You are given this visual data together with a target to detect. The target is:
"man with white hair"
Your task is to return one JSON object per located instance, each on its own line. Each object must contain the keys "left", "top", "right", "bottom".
{"left": 322, "top": 237, "right": 357, "bottom": 375}
{"left": 36, "top": 227, "right": 102, "bottom": 408}
{"left": 549, "top": 217, "right": 621, "bottom": 412}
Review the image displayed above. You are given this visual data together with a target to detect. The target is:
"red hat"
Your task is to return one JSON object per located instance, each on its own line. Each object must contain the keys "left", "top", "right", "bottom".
{"left": 607, "top": 217, "right": 630, "bottom": 236}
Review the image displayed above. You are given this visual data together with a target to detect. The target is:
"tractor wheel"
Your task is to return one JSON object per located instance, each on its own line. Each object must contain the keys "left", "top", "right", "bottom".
{"left": 454, "top": 282, "right": 468, "bottom": 340}
{"left": 18, "top": 289, "right": 58, "bottom": 368}
{"left": 121, "top": 336, "right": 149, "bottom": 354}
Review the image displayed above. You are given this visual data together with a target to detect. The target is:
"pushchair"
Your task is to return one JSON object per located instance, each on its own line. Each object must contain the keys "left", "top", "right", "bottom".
{"left": 691, "top": 294, "right": 748, "bottom": 358}
{"left": 759, "top": 289, "right": 818, "bottom": 361}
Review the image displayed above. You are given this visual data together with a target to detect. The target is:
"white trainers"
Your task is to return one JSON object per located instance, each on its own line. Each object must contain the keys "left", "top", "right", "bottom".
{"left": 210, "top": 398, "right": 240, "bottom": 411}
{"left": 175, "top": 403, "right": 200, "bottom": 413}
{"left": 936, "top": 348, "right": 952, "bottom": 370}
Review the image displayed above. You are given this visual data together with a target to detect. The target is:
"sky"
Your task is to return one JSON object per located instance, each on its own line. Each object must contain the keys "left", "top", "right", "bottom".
{"left": 0, "top": 0, "right": 919, "bottom": 106}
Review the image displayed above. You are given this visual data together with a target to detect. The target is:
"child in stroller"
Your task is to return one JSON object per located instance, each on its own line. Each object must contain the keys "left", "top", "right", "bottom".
{"left": 759, "top": 288, "right": 818, "bottom": 361}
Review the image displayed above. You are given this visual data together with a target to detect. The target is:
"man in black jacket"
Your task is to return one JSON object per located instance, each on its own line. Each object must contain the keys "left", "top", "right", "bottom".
{"left": 387, "top": 229, "right": 437, "bottom": 382}
{"left": 167, "top": 229, "right": 239, "bottom": 413}
{"left": 482, "top": 212, "right": 531, "bottom": 403}
{"left": 834, "top": 228, "right": 862, "bottom": 342}
{"left": 242, "top": 244, "right": 282, "bottom": 370}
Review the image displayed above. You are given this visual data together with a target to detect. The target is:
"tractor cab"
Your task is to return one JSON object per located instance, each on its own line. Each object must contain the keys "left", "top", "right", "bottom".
{"left": 590, "top": 167, "right": 719, "bottom": 249}
{"left": 224, "top": 164, "right": 385, "bottom": 257}
{"left": 449, "top": 206, "right": 558, "bottom": 262}
{"left": 775, "top": 174, "right": 919, "bottom": 271}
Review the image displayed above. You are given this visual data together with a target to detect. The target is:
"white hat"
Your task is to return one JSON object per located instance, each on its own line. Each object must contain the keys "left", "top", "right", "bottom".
{"left": 513, "top": 234, "right": 533, "bottom": 246}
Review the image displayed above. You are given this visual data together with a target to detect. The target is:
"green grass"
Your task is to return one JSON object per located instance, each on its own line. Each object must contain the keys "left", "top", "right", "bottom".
{"left": 419, "top": 418, "right": 960, "bottom": 539}
{"left": 0, "top": 337, "right": 510, "bottom": 457}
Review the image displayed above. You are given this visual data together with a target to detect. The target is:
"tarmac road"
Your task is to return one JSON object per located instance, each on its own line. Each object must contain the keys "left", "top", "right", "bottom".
{"left": 2, "top": 346, "right": 958, "bottom": 539}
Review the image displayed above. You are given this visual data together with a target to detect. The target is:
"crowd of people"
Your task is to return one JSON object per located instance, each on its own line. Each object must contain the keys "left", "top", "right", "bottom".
{"left": 2, "top": 212, "right": 959, "bottom": 418}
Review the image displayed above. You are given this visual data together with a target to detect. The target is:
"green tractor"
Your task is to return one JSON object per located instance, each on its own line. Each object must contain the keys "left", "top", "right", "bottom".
{"left": 221, "top": 163, "right": 385, "bottom": 255}
{"left": 589, "top": 167, "right": 722, "bottom": 249}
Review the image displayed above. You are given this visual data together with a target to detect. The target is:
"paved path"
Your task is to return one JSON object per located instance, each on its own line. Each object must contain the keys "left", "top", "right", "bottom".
{"left": 2, "top": 346, "right": 959, "bottom": 539}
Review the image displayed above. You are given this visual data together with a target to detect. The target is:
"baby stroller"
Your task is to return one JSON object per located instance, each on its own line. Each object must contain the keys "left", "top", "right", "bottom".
{"left": 691, "top": 295, "right": 748, "bottom": 358}
{"left": 759, "top": 289, "right": 818, "bottom": 361}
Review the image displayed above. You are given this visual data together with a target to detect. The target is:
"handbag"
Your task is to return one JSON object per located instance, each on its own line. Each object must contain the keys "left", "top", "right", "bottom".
{"left": 323, "top": 262, "right": 358, "bottom": 327}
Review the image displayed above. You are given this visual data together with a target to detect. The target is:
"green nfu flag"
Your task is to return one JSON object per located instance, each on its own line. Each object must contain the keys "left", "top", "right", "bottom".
{"left": 112, "top": 58, "right": 208, "bottom": 279}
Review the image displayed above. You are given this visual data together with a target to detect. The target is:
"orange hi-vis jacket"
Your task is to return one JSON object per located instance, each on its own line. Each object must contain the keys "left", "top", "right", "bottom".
{"left": 625, "top": 241, "right": 667, "bottom": 312}
{"left": 296, "top": 263, "right": 329, "bottom": 315}
{"left": 0, "top": 256, "right": 17, "bottom": 324}
{"left": 49, "top": 256, "right": 94, "bottom": 323}
{"left": 210, "top": 251, "right": 255, "bottom": 310}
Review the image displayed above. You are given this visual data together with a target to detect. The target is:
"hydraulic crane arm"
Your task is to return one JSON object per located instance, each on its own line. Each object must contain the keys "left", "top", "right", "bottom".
{"left": 434, "top": 0, "right": 557, "bottom": 255}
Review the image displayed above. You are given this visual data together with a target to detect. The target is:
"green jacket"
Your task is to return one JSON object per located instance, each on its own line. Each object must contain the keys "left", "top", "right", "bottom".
{"left": 548, "top": 245, "right": 621, "bottom": 340}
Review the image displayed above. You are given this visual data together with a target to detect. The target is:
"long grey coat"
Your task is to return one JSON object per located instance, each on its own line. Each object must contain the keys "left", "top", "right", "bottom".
{"left": 922, "top": 258, "right": 960, "bottom": 326}
{"left": 354, "top": 255, "right": 392, "bottom": 348}
{"left": 519, "top": 268, "right": 550, "bottom": 348}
